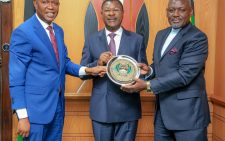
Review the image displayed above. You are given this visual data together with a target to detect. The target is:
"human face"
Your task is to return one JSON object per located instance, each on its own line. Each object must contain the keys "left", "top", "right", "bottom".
{"left": 101, "top": 1, "right": 124, "bottom": 32}
{"left": 33, "top": 0, "right": 60, "bottom": 25}
{"left": 167, "top": 0, "right": 193, "bottom": 28}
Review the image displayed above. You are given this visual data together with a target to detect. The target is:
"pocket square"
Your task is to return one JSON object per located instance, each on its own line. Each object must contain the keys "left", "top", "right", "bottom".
{"left": 169, "top": 47, "right": 178, "bottom": 55}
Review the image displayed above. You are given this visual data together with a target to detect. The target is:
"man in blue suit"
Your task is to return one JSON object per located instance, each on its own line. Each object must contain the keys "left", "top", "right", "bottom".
{"left": 9, "top": 0, "right": 106, "bottom": 140}
{"left": 121, "top": 0, "right": 210, "bottom": 141}
{"left": 80, "top": 0, "right": 148, "bottom": 141}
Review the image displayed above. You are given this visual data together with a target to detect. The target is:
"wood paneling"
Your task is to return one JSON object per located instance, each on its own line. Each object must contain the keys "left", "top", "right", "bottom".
{"left": 62, "top": 95, "right": 156, "bottom": 141}
{"left": 212, "top": 104, "right": 225, "bottom": 141}
{"left": 195, "top": 0, "right": 217, "bottom": 96}
{"left": 212, "top": 0, "right": 225, "bottom": 140}
{"left": 215, "top": 0, "right": 225, "bottom": 99}
{"left": 12, "top": 0, "right": 24, "bottom": 28}
{"left": 0, "top": 1, "right": 13, "bottom": 141}
{"left": 62, "top": 96, "right": 213, "bottom": 141}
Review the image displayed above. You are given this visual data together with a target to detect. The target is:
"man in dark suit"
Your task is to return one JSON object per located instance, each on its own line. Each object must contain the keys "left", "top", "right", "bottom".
{"left": 80, "top": 0, "right": 147, "bottom": 141}
{"left": 9, "top": 0, "right": 105, "bottom": 140}
{"left": 121, "top": 0, "right": 210, "bottom": 141}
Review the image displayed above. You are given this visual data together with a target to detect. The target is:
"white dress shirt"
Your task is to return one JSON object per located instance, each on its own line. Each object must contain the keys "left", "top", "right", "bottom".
{"left": 161, "top": 28, "right": 180, "bottom": 57}
{"left": 105, "top": 27, "right": 123, "bottom": 55}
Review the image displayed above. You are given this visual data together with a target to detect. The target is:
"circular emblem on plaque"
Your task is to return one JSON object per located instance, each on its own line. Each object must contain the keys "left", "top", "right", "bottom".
{"left": 107, "top": 55, "right": 140, "bottom": 85}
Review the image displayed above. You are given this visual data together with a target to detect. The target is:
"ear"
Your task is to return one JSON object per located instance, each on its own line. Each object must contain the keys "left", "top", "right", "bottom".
{"left": 33, "top": 0, "right": 37, "bottom": 9}
{"left": 101, "top": 10, "right": 104, "bottom": 18}
{"left": 190, "top": 9, "right": 193, "bottom": 15}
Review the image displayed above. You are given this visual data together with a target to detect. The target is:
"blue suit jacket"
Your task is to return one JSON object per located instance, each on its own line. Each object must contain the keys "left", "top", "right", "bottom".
{"left": 150, "top": 23, "right": 210, "bottom": 130}
{"left": 9, "top": 15, "right": 81, "bottom": 124}
{"left": 80, "top": 29, "right": 148, "bottom": 123}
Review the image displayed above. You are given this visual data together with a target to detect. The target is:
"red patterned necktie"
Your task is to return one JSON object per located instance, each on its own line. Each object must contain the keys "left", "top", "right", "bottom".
{"left": 108, "top": 33, "right": 116, "bottom": 55}
{"left": 47, "top": 26, "right": 59, "bottom": 64}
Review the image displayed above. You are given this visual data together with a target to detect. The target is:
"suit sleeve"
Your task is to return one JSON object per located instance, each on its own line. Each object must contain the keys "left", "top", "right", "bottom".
{"left": 137, "top": 36, "right": 148, "bottom": 65}
{"left": 65, "top": 46, "right": 81, "bottom": 76}
{"left": 80, "top": 39, "right": 98, "bottom": 67}
{"left": 150, "top": 32, "right": 208, "bottom": 94}
{"left": 9, "top": 28, "right": 32, "bottom": 110}
{"left": 80, "top": 38, "right": 98, "bottom": 80}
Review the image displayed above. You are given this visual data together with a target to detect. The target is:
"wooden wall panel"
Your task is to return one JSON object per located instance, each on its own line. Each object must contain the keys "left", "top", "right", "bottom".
{"left": 55, "top": 0, "right": 90, "bottom": 93}
{"left": 195, "top": 0, "right": 217, "bottom": 96}
{"left": 62, "top": 96, "right": 156, "bottom": 141}
{"left": 212, "top": 0, "right": 225, "bottom": 140}
{"left": 212, "top": 104, "right": 225, "bottom": 141}
{"left": 12, "top": 98, "right": 213, "bottom": 141}
{"left": 12, "top": 0, "right": 24, "bottom": 28}
{"left": 214, "top": 0, "right": 225, "bottom": 99}
{"left": 1, "top": 2, "right": 13, "bottom": 141}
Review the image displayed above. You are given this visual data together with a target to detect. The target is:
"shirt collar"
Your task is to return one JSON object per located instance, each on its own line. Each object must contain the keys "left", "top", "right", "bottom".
{"left": 35, "top": 13, "right": 53, "bottom": 29}
{"left": 105, "top": 27, "right": 123, "bottom": 37}
{"left": 171, "top": 28, "right": 181, "bottom": 34}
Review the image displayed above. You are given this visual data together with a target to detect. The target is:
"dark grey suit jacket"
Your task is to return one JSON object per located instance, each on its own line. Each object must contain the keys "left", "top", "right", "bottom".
{"left": 150, "top": 23, "right": 210, "bottom": 130}
{"left": 80, "top": 28, "right": 148, "bottom": 123}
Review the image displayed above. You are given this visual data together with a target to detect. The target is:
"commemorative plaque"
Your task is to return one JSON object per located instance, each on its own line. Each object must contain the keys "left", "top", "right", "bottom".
{"left": 107, "top": 55, "right": 140, "bottom": 85}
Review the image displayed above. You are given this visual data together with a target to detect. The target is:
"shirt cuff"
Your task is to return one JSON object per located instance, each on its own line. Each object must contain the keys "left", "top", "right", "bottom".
{"left": 145, "top": 66, "right": 153, "bottom": 79}
{"left": 16, "top": 108, "right": 28, "bottom": 119}
{"left": 79, "top": 66, "right": 87, "bottom": 76}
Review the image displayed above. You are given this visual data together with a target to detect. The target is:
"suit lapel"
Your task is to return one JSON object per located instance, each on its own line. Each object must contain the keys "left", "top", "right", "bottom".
{"left": 33, "top": 16, "right": 59, "bottom": 68}
{"left": 117, "top": 29, "right": 128, "bottom": 55}
{"left": 99, "top": 29, "right": 110, "bottom": 52}
{"left": 157, "top": 29, "right": 171, "bottom": 61}
{"left": 159, "top": 24, "right": 192, "bottom": 61}
{"left": 160, "top": 31, "right": 182, "bottom": 60}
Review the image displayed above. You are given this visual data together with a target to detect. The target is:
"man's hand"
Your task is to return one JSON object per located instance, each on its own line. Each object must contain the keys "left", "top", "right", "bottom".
{"left": 17, "top": 118, "right": 30, "bottom": 138}
{"left": 138, "top": 63, "right": 150, "bottom": 75}
{"left": 85, "top": 66, "right": 107, "bottom": 77}
{"left": 121, "top": 78, "right": 147, "bottom": 93}
{"left": 98, "top": 52, "right": 113, "bottom": 66}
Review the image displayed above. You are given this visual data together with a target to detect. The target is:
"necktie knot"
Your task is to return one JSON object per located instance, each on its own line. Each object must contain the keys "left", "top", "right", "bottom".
{"left": 108, "top": 32, "right": 116, "bottom": 39}
{"left": 47, "top": 26, "right": 53, "bottom": 31}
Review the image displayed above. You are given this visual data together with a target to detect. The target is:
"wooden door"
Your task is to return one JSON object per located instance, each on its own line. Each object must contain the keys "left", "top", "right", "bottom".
{"left": 0, "top": 0, "right": 13, "bottom": 141}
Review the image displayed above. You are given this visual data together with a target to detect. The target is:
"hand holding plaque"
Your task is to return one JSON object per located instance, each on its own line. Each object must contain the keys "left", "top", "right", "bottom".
{"left": 106, "top": 55, "right": 140, "bottom": 85}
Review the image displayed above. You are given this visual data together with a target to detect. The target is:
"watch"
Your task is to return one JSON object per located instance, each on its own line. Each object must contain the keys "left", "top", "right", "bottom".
{"left": 146, "top": 81, "right": 152, "bottom": 92}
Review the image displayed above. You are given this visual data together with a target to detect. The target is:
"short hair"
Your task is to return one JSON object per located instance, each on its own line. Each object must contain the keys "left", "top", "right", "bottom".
{"left": 188, "top": 0, "right": 194, "bottom": 10}
{"left": 101, "top": 0, "right": 124, "bottom": 11}
{"left": 168, "top": 0, "right": 193, "bottom": 10}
